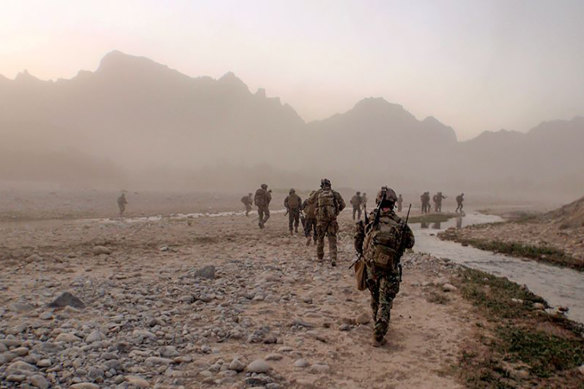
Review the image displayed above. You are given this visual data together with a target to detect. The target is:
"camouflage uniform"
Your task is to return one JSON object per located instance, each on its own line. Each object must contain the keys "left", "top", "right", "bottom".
{"left": 421, "top": 192, "right": 431, "bottom": 214}
{"left": 284, "top": 189, "right": 302, "bottom": 234}
{"left": 350, "top": 192, "right": 362, "bottom": 220}
{"left": 456, "top": 193, "right": 464, "bottom": 213}
{"left": 241, "top": 193, "right": 253, "bottom": 216}
{"left": 254, "top": 184, "right": 272, "bottom": 229}
{"left": 354, "top": 189, "right": 415, "bottom": 345}
{"left": 117, "top": 193, "right": 127, "bottom": 217}
{"left": 433, "top": 192, "right": 446, "bottom": 213}
{"left": 308, "top": 179, "right": 346, "bottom": 265}
{"left": 302, "top": 195, "right": 317, "bottom": 245}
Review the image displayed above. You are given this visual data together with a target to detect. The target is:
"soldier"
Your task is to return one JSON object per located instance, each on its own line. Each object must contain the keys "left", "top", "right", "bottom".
{"left": 284, "top": 188, "right": 302, "bottom": 235}
{"left": 397, "top": 194, "right": 403, "bottom": 212}
{"left": 307, "top": 178, "right": 346, "bottom": 266}
{"left": 433, "top": 192, "right": 446, "bottom": 213}
{"left": 302, "top": 192, "right": 318, "bottom": 246}
{"left": 354, "top": 187, "right": 414, "bottom": 347}
{"left": 350, "top": 191, "right": 363, "bottom": 220}
{"left": 241, "top": 193, "right": 253, "bottom": 216}
{"left": 117, "top": 192, "right": 128, "bottom": 217}
{"left": 456, "top": 193, "right": 464, "bottom": 213}
{"left": 254, "top": 184, "right": 272, "bottom": 229}
{"left": 424, "top": 192, "right": 431, "bottom": 213}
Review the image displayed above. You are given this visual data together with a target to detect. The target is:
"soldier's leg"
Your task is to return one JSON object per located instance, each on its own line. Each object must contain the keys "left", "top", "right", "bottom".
{"left": 288, "top": 213, "right": 294, "bottom": 233}
{"left": 258, "top": 208, "right": 264, "bottom": 228}
{"left": 316, "top": 224, "right": 325, "bottom": 260}
{"left": 374, "top": 274, "right": 401, "bottom": 341}
{"left": 294, "top": 211, "right": 300, "bottom": 232}
{"left": 357, "top": 208, "right": 362, "bottom": 220}
{"left": 263, "top": 208, "right": 270, "bottom": 224}
{"left": 367, "top": 276, "right": 380, "bottom": 322}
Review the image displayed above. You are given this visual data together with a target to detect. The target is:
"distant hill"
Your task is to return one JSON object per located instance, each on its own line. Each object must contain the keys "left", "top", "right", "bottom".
{"left": 543, "top": 195, "right": 584, "bottom": 228}
{"left": 0, "top": 51, "right": 583, "bottom": 199}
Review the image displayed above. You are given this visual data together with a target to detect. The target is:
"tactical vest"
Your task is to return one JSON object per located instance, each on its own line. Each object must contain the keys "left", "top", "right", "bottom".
{"left": 316, "top": 189, "right": 338, "bottom": 221}
{"left": 287, "top": 194, "right": 301, "bottom": 209}
{"left": 254, "top": 189, "right": 268, "bottom": 207}
{"left": 364, "top": 214, "right": 403, "bottom": 271}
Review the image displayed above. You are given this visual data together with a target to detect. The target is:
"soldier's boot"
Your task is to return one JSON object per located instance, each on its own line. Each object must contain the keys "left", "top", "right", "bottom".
{"left": 372, "top": 334, "right": 387, "bottom": 347}
{"left": 289, "top": 229, "right": 293, "bottom": 236}
{"left": 329, "top": 235, "right": 337, "bottom": 267}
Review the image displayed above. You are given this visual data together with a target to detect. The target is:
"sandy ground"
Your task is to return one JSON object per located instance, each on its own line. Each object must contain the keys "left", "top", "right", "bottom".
{"left": 0, "top": 203, "right": 482, "bottom": 388}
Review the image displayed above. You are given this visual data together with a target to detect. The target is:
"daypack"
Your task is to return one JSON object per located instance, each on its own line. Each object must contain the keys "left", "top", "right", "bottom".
{"left": 316, "top": 189, "right": 338, "bottom": 221}
{"left": 287, "top": 194, "right": 301, "bottom": 209}
{"left": 254, "top": 189, "right": 267, "bottom": 207}
{"left": 364, "top": 215, "right": 403, "bottom": 271}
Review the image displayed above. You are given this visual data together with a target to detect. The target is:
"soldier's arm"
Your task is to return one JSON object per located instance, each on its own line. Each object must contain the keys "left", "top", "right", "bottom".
{"left": 284, "top": 197, "right": 289, "bottom": 208}
{"left": 404, "top": 225, "right": 415, "bottom": 249}
{"left": 336, "top": 193, "right": 346, "bottom": 211}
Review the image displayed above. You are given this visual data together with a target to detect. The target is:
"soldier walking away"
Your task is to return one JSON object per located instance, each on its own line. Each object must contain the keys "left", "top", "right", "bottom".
{"left": 397, "top": 194, "right": 403, "bottom": 212}
{"left": 308, "top": 178, "right": 346, "bottom": 266}
{"left": 456, "top": 193, "right": 465, "bottom": 213}
{"left": 362, "top": 193, "right": 368, "bottom": 213}
{"left": 354, "top": 187, "right": 414, "bottom": 347}
{"left": 420, "top": 192, "right": 430, "bottom": 214}
{"left": 284, "top": 188, "right": 302, "bottom": 235}
{"left": 302, "top": 192, "right": 318, "bottom": 246}
{"left": 254, "top": 184, "right": 272, "bottom": 229}
{"left": 433, "top": 192, "right": 447, "bottom": 213}
{"left": 241, "top": 193, "right": 253, "bottom": 216}
{"left": 117, "top": 192, "right": 128, "bottom": 218}
{"left": 350, "top": 191, "right": 363, "bottom": 220}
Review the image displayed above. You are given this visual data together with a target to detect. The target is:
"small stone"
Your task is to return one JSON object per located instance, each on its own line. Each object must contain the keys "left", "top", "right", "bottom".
{"left": 229, "top": 358, "right": 245, "bottom": 372}
{"left": 159, "top": 346, "right": 179, "bottom": 358}
{"left": 195, "top": 265, "right": 216, "bottom": 279}
{"left": 36, "top": 359, "right": 51, "bottom": 368}
{"left": 533, "top": 303, "right": 545, "bottom": 310}
{"left": 92, "top": 246, "right": 112, "bottom": 255}
{"left": 55, "top": 333, "right": 81, "bottom": 343}
{"left": 356, "top": 313, "right": 370, "bottom": 325}
{"left": 85, "top": 330, "right": 105, "bottom": 343}
{"left": 12, "top": 347, "right": 29, "bottom": 356}
{"left": 145, "top": 357, "right": 173, "bottom": 366}
{"left": 339, "top": 323, "right": 351, "bottom": 331}
{"left": 246, "top": 359, "right": 271, "bottom": 373}
{"left": 265, "top": 353, "right": 283, "bottom": 361}
{"left": 125, "top": 376, "right": 150, "bottom": 387}
{"left": 7, "top": 374, "right": 26, "bottom": 382}
{"left": 47, "top": 292, "right": 85, "bottom": 309}
{"left": 7, "top": 360, "right": 37, "bottom": 374}
{"left": 294, "top": 358, "right": 310, "bottom": 368}
{"left": 30, "top": 374, "right": 50, "bottom": 389}
{"left": 310, "top": 363, "right": 330, "bottom": 373}
{"left": 442, "top": 283, "right": 457, "bottom": 292}
{"left": 70, "top": 383, "right": 100, "bottom": 389}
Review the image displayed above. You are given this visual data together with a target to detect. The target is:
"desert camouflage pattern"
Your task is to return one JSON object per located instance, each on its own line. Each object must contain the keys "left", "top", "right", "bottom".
{"left": 284, "top": 192, "right": 302, "bottom": 233}
{"left": 308, "top": 187, "right": 345, "bottom": 263}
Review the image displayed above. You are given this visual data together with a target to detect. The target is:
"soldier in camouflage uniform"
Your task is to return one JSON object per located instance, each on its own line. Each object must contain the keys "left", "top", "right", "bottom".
{"left": 284, "top": 188, "right": 302, "bottom": 235}
{"left": 307, "top": 179, "right": 346, "bottom": 266}
{"left": 456, "top": 193, "right": 464, "bottom": 213}
{"left": 254, "top": 184, "right": 272, "bottom": 229}
{"left": 432, "top": 192, "right": 446, "bottom": 213}
{"left": 350, "top": 191, "right": 363, "bottom": 221}
{"left": 354, "top": 187, "right": 415, "bottom": 346}
{"left": 241, "top": 193, "right": 253, "bottom": 216}
{"left": 302, "top": 192, "right": 317, "bottom": 246}
{"left": 117, "top": 192, "right": 128, "bottom": 217}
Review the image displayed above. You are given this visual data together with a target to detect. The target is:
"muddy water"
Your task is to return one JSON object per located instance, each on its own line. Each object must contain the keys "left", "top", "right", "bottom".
{"left": 412, "top": 212, "right": 584, "bottom": 324}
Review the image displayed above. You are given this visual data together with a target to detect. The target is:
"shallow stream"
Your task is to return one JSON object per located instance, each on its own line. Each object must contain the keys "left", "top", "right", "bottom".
{"left": 412, "top": 212, "right": 584, "bottom": 324}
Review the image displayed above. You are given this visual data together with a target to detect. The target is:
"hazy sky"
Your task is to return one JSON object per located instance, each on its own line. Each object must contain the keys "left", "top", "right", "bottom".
{"left": 2, "top": 0, "right": 583, "bottom": 140}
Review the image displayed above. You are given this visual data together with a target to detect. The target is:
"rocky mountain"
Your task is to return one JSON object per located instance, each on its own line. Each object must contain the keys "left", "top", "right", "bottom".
{"left": 0, "top": 51, "right": 582, "bottom": 198}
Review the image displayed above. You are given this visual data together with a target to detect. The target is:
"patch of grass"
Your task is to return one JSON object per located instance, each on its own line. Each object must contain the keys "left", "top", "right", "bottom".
{"left": 426, "top": 290, "right": 450, "bottom": 305}
{"left": 458, "top": 238, "right": 584, "bottom": 271}
{"left": 454, "top": 267, "right": 584, "bottom": 387}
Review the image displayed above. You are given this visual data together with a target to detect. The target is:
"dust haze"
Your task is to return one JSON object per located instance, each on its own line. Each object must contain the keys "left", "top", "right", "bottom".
{"left": 1, "top": 51, "right": 583, "bottom": 206}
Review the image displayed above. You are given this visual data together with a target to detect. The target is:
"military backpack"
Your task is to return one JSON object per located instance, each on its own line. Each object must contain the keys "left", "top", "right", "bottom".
{"left": 287, "top": 194, "right": 301, "bottom": 209}
{"left": 316, "top": 189, "right": 338, "bottom": 221}
{"left": 364, "top": 215, "right": 403, "bottom": 271}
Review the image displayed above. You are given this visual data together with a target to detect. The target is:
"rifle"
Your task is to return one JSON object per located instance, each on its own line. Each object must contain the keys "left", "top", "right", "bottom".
{"left": 396, "top": 204, "right": 412, "bottom": 282}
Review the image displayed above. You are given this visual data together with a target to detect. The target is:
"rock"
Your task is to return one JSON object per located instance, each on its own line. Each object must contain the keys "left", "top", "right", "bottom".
{"left": 70, "top": 384, "right": 100, "bottom": 389}
{"left": 7, "top": 374, "right": 26, "bottom": 382}
{"left": 159, "top": 346, "right": 179, "bottom": 358}
{"left": 511, "top": 298, "right": 523, "bottom": 304}
{"left": 265, "top": 353, "right": 283, "bottom": 361}
{"left": 195, "top": 265, "right": 216, "bottom": 279}
{"left": 7, "top": 360, "right": 38, "bottom": 374}
{"left": 578, "top": 364, "right": 584, "bottom": 375}
{"left": 533, "top": 303, "right": 545, "bottom": 310}
{"left": 36, "top": 359, "right": 51, "bottom": 368}
{"left": 356, "top": 313, "right": 370, "bottom": 325}
{"left": 125, "top": 375, "right": 150, "bottom": 387}
{"left": 228, "top": 358, "right": 245, "bottom": 372}
{"left": 144, "top": 356, "right": 173, "bottom": 366}
{"left": 30, "top": 374, "right": 50, "bottom": 389}
{"left": 26, "top": 254, "right": 43, "bottom": 263}
{"left": 132, "top": 330, "right": 157, "bottom": 342}
{"left": 246, "top": 359, "right": 271, "bottom": 373}
{"left": 294, "top": 358, "right": 310, "bottom": 368}
{"left": 47, "top": 292, "right": 85, "bottom": 309}
{"left": 12, "top": 347, "right": 29, "bottom": 356}
{"left": 92, "top": 246, "right": 112, "bottom": 255}
{"left": 442, "top": 283, "right": 457, "bottom": 292}
{"left": 339, "top": 323, "right": 351, "bottom": 331}
{"left": 85, "top": 330, "right": 105, "bottom": 343}
{"left": 55, "top": 333, "right": 81, "bottom": 343}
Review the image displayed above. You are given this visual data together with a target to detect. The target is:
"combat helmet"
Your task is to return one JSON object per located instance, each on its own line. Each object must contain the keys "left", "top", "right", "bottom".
{"left": 261, "top": 184, "right": 268, "bottom": 190}
{"left": 320, "top": 178, "right": 331, "bottom": 188}
{"left": 376, "top": 186, "right": 398, "bottom": 205}
{"left": 356, "top": 191, "right": 361, "bottom": 195}
{"left": 289, "top": 188, "right": 296, "bottom": 194}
